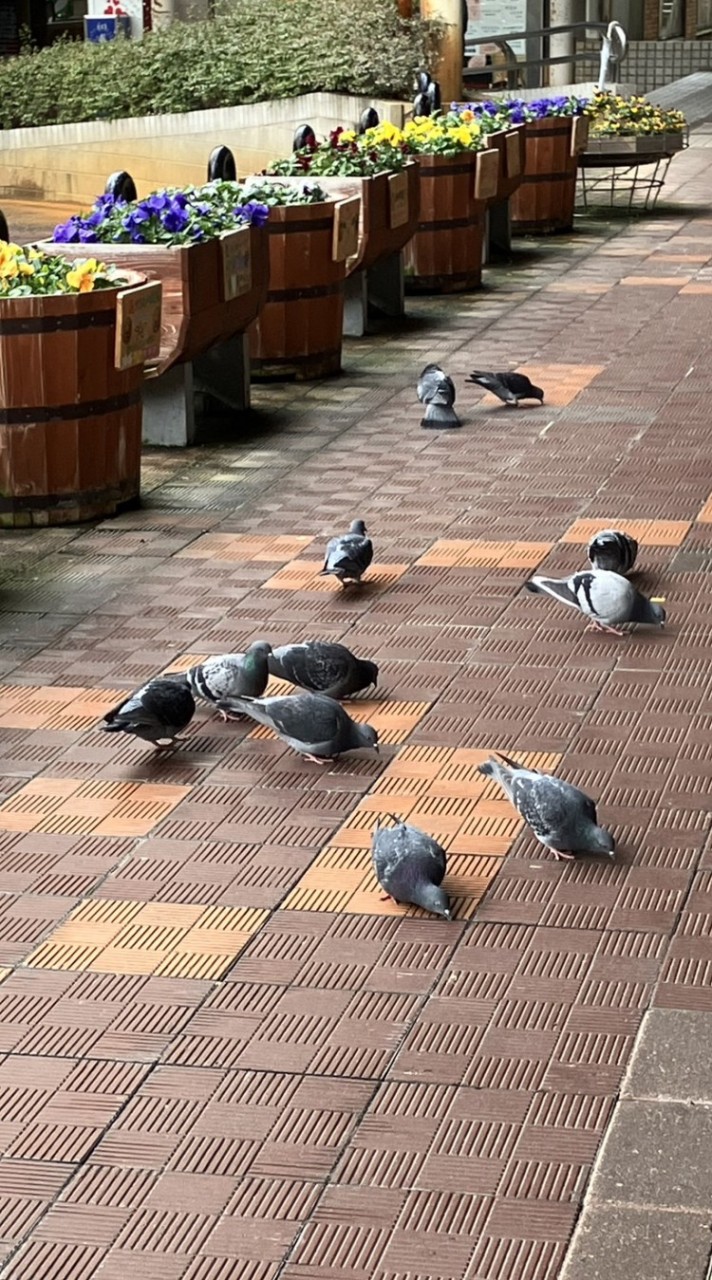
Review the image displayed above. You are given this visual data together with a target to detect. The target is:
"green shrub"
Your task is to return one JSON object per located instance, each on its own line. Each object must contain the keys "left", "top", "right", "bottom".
{"left": 0, "top": 0, "right": 439, "bottom": 130}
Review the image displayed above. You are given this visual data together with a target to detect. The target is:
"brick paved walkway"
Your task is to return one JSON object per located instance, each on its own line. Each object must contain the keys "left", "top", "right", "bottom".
{"left": 1, "top": 132, "right": 712, "bottom": 1280}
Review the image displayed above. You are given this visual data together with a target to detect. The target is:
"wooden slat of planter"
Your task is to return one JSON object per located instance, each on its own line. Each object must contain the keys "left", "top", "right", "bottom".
{"left": 0, "top": 278, "right": 144, "bottom": 528}
{"left": 249, "top": 202, "right": 347, "bottom": 380}
{"left": 484, "top": 127, "right": 525, "bottom": 205}
{"left": 510, "top": 117, "right": 580, "bottom": 234}
{"left": 312, "top": 164, "right": 419, "bottom": 275}
{"left": 404, "top": 152, "right": 485, "bottom": 293}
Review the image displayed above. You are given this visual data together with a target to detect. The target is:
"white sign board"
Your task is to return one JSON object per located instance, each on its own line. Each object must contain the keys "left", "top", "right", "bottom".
{"left": 465, "top": 0, "right": 527, "bottom": 58}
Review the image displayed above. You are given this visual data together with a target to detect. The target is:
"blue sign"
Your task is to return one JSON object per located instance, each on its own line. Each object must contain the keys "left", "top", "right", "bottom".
{"left": 84, "top": 15, "right": 131, "bottom": 43}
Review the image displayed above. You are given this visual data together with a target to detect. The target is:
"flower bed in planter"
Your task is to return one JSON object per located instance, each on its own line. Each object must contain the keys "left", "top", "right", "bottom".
{"left": 583, "top": 93, "right": 687, "bottom": 159}
{"left": 0, "top": 244, "right": 155, "bottom": 527}
{"left": 44, "top": 184, "right": 271, "bottom": 376}
{"left": 456, "top": 97, "right": 589, "bottom": 234}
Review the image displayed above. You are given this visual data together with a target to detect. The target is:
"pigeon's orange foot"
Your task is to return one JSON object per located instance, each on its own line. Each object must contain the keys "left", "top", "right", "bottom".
{"left": 217, "top": 709, "right": 243, "bottom": 722}
{"left": 304, "top": 754, "right": 331, "bottom": 765}
{"left": 551, "top": 850, "right": 576, "bottom": 861}
{"left": 584, "top": 621, "right": 625, "bottom": 637}
{"left": 379, "top": 893, "right": 392, "bottom": 901}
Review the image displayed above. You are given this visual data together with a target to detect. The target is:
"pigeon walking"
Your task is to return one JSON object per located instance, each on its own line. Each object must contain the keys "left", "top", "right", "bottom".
{"left": 268, "top": 641, "right": 378, "bottom": 700}
{"left": 524, "top": 569, "right": 665, "bottom": 636}
{"left": 320, "top": 519, "right": 373, "bottom": 587}
{"left": 186, "top": 642, "right": 272, "bottom": 721}
{"left": 587, "top": 529, "right": 638, "bottom": 576}
{"left": 372, "top": 816, "right": 452, "bottom": 918}
{"left": 417, "top": 363, "right": 461, "bottom": 428}
{"left": 466, "top": 370, "right": 544, "bottom": 406}
{"left": 478, "top": 752, "right": 614, "bottom": 861}
{"left": 100, "top": 677, "right": 195, "bottom": 749}
{"left": 216, "top": 691, "right": 379, "bottom": 763}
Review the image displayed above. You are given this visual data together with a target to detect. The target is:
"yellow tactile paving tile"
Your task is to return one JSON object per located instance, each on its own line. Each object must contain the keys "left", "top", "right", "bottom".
{"left": 696, "top": 494, "right": 712, "bottom": 522}
{"left": 246, "top": 699, "right": 430, "bottom": 747}
{"left": 620, "top": 276, "right": 691, "bottom": 286}
{"left": 27, "top": 899, "right": 268, "bottom": 979}
{"left": 561, "top": 517, "right": 691, "bottom": 547}
{"left": 416, "top": 540, "right": 552, "bottom": 569}
{"left": 680, "top": 283, "right": 712, "bottom": 295}
{"left": 261, "top": 561, "right": 409, "bottom": 593}
{"left": 0, "top": 685, "right": 123, "bottom": 732}
{"left": 175, "top": 533, "right": 313, "bottom": 562}
{"left": 0, "top": 778, "right": 190, "bottom": 837}
{"left": 282, "top": 746, "right": 562, "bottom": 919}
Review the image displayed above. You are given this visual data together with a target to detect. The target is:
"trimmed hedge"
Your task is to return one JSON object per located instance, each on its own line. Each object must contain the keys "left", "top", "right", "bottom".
{"left": 0, "top": 0, "right": 437, "bottom": 130}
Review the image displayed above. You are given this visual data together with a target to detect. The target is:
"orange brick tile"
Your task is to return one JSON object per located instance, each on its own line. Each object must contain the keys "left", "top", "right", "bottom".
{"left": 561, "top": 517, "right": 691, "bottom": 547}
{"left": 696, "top": 495, "right": 712, "bottom": 522}
{"left": 175, "top": 533, "right": 313, "bottom": 562}
{"left": 261, "top": 561, "right": 408, "bottom": 593}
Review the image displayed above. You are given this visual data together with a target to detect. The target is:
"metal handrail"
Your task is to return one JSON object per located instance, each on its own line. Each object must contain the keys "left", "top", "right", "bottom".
{"left": 464, "top": 20, "right": 628, "bottom": 91}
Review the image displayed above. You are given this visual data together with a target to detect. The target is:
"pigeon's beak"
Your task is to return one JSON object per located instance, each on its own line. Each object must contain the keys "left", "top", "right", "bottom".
{"left": 374, "top": 742, "right": 380, "bottom": 755}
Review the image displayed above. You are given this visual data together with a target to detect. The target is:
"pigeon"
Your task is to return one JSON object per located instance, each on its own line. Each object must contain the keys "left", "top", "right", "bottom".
{"left": 417, "top": 363, "right": 461, "bottom": 428}
{"left": 478, "top": 752, "right": 615, "bottom": 861}
{"left": 587, "top": 529, "right": 639, "bottom": 576}
{"left": 186, "top": 642, "right": 272, "bottom": 721}
{"left": 524, "top": 569, "right": 666, "bottom": 636}
{"left": 320, "top": 519, "right": 373, "bottom": 586}
{"left": 100, "top": 676, "right": 195, "bottom": 749}
{"left": 372, "top": 816, "right": 452, "bottom": 918}
{"left": 466, "top": 370, "right": 544, "bottom": 406}
{"left": 215, "top": 691, "right": 379, "bottom": 763}
{"left": 268, "top": 641, "right": 378, "bottom": 700}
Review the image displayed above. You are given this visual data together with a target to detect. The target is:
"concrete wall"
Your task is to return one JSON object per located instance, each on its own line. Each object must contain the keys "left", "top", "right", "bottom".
{"left": 0, "top": 93, "right": 408, "bottom": 206}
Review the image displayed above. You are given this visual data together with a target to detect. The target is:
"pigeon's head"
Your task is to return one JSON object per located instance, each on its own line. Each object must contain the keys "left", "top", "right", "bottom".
{"left": 350, "top": 519, "right": 368, "bottom": 535}
{"left": 588, "top": 825, "right": 616, "bottom": 858}
{"left": 355, "top": 721, "right": 379, "bottom": 753}
{"left": 246, "top": 641, "right": 273, "bottom": 659}
{"left": 357, "top": 659, "right": 379, "bottom": 693}
{"left": 632, "top": 595, "right": 666, "bottom": 627}
{"left": 413, "top": 881, "right": 453, "bottom": 921}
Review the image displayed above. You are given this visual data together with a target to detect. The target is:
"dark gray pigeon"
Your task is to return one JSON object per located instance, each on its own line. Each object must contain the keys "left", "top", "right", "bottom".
{"left": 417, "top": 363, "right": 461, "bottom": 429}
{"left": 216, "top": 691, "right": 379, "bottom": 762}
{"left": 186, "top": 642, "right": 272, "bottom": 720}
{"left": 466, "top": 370, "right": 544, "bottom": 406}
{"left": 478, "top": 752, "right": 614, "bottom": 861}
{"left": 100, "top": 676, "right": 195, "bottom": 749}
{"left": 587, "top": 529, "right": 638, "bottom": 576}
{"left": 268, "top": 641, "right": 378, "bottom": 700}
{"left": 320, "top": 519, "right": 373, "bottom": 586}
{"left": 524, "top": 569, "right": 665, "bottom": 636}
{"left": 372, "top": 816, "right": 452, "bottom": 918}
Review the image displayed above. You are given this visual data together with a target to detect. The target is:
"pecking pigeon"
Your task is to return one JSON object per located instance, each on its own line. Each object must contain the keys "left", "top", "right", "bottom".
{"left": 100, "top": 676, "right": 195, "bottom": 749}
{"left": 320, "top": 519, "right": 373, "bottom": 586}
{"left": 478, "top": 752, "right": 615, "bottom": 861}
{"left": 186, "top": 641, "right": 272, "bottom": 721}
{"left": 216, "top": 691, "right": 379, "bottom": 763}
{"left": 587, "top": 529, "right": 639, "bottom": 576}
{"left": 268, "top": 640, "right": 378, "bottom": 700}
{"left": 466, "top": 370, "right": 544, "bottom": 406}
{"left": 524, "top": 569, "right": 665, "bottom": 636}
{"left": 372, "top": 816, "right": 452, "bottom": 918}
{"left": 417, "top": 363, "right": 461, "bottom": 429}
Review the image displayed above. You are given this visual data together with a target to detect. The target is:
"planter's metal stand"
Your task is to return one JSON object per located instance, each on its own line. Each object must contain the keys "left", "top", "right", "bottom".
{"left": 578, "top": 155, "right": 674, "bottom": 213}
{"left": 142, "top": 334, "right": 251, "bottom": 447}
{"left": 342, "top": 252, "right": 405, "bottom": 337}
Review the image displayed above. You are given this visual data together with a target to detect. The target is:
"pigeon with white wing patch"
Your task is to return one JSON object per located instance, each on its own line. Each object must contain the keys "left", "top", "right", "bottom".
{"left": 478, "top": 753, "right": 614, "bottom": 861}
{"left": 186, "top": 641, "right": 272, "bottom": 721}
{"left": 524, "top": 569, "right": 665, "bottom": 636}
{"left": 417, "top": 363, "right": 461, "bottom": 428}
{"left": 587, "top": 529, "right": 638, "bottom": 576}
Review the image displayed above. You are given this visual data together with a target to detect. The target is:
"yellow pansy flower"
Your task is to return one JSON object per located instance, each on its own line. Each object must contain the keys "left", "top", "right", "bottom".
{"left": 66, "top": 259, "right": 99, "bottom": 293}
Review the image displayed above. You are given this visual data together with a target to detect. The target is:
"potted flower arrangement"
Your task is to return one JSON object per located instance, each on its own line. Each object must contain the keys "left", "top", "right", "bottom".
{"left": 454, "top": 96, "right": 589, "bottom": 234}
{"left": 584, "top": 92, "right": 687, "bottom": 155}
{"left": 361, "top": 113, "right": 493, "bottom": 292}
{"left": 452, "top": 103, "right": 526, "bottom": 207}
{"left": 45, "top": 182, "right": 272, "bottom": 376}
{"left": 0, "top": 242, "right": 151, "bottom": 527}
{"left": 264, "top": 125, "right": 420, "bottom": 333}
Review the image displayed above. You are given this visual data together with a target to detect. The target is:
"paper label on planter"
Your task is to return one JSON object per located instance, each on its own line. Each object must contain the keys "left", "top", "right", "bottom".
{"left": 114, "top": 281, "right": 162, "bottom": 371}
{"left": 332, "top": 197, "right": 361, "bottom": 262}
{"left": 505, "top": 130, "right": 522, "bottom": 178}
{"left": 221, "top": 227, "right": 253, "bottom": 301}
{"left": 388, "top": 171, "right": 409, "bottom": 229}
{"left": 474, "top": 148, "right": 499, "bottom": 200}
{"left": 571, "top": 115, "right": 590, "bottom": 155}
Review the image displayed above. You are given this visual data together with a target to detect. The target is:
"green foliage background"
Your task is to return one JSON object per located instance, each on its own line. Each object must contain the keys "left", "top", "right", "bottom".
{"left": 1, "top": 0, "right": 437, "bottom": 130}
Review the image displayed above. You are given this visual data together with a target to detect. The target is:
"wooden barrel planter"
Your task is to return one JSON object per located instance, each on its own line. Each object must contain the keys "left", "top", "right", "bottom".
{"left": 404, "top": 151, "right": 488, "bottom": 293}
{"left": 37, "top": 228, "right": 270, "bottom": 378}
{"left": 314, "top": 163, "right": 420, "bottom": 273}
{"left": 483, "top": 126, "right": 526, "bottom": 205}
{"left": 0, "top": 271, "right": 148, "bottom": 528}
{"left": 511, "top": 116, "right": 589, "bottom": 234}
{"left": 249, "top": 199, "right": 353, "bottom": 380}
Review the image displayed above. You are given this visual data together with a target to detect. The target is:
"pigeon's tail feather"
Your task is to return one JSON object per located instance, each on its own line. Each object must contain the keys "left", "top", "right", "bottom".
{"left": 523, "top": 579, "right": 542, "bottom": 595}
{"left": 494, "top": 750, "right": 524, "bottom": 770}
{"left": 386, "top": 813, "right": 403, "bottom": 826}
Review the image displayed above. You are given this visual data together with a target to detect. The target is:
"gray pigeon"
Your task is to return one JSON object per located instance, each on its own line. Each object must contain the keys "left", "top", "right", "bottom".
{"left": 320, "top": 519, "right": 373, "bottom": 586}
{"left": 372, "top": 816, "right": 452, "bottom": 918}
{"left": 587, "top": 529, "right": 638, "bottom": 576}
{"left": 524, "top": 569, "right": 665, "bottom": 636}
{"left": 100, "top": 676, "right": 195, "bottom": 749}
{"left": 268, "top": 641, "right": 378, "bottom": 700}
{"left": 417, "top": 363, "right": 461, "bottom": 429}
{"left": 466, "top": 370, "right": 544, "bottom": 406}
{"left": 216, "top": 691, "right": 379, "bottom": 763}
{"left": 478, "top": 752, "right": 614, "bottom": 861}
{"left": 186, "top": 641, "right": 272, "bottom": 720}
